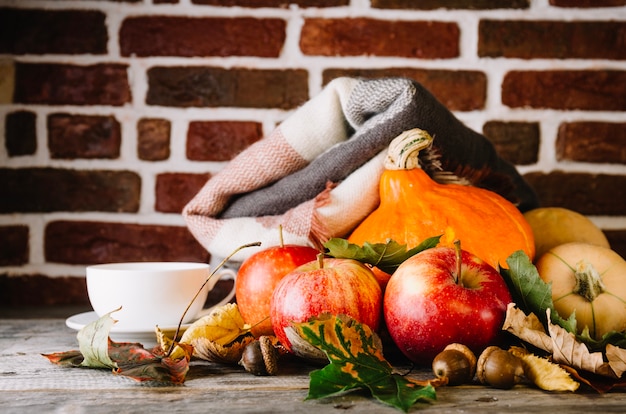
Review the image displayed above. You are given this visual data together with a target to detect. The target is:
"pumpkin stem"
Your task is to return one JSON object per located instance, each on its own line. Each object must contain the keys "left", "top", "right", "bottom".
{"left": 453, "top": 240, "right": 462, "bottom": 284}
{"left": 573, "top": 260, "right": 605, "bottom": 302}
{"left": 384, "top": 128, "right": 434, "bottom": 170}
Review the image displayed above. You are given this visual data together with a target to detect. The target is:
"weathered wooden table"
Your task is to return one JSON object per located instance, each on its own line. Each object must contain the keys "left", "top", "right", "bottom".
{"left": 2, "top": 314, "right": 626, "bottom": 413}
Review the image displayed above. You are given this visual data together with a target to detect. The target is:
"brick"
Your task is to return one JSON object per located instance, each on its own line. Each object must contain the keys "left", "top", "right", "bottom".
{"left": 44, "top": 221, "right": 209, "bottom": 264}
{"left": 523, "top": 171, "right": 626, "bottom": 216}
{"left": 0, "top": 274, "right": 88, "bottom": 306}
{"left": 323, "top": 68, "right": 486, "bottom": 111}
{"left": 556, "top": 122, "right": 626, "bottom": 164}
{"left": 187, "top": 121, "right": 263, "bottom": 161}
{"left": 502, "top": 71, "right": 626, "bottom": 111}
{"left": 137, "top": 118, "right": 171, "bottom": 161}
{"left": 605, "top": 229, "right": 626, "bottom": 260}
{"left": 0, "top": 168, "right": 140, "bottom": 213}
{"left": 479, "top": 20, "right": 626, "bottom": 60}
{"left": 482, "top": 121, "right": 539, "bottom": 165}
{"left": 48, "top": 113, "right": 121, "bottom": 159}
{"left": 5, "top": 110, "right": 36, "bottom": 156}
{"left": 191, "top": 0, "right": 347, "bottom": 6}
{"left": 120, "top": 16, "right": 285, "bottom": 57}
{"left": 0, "top": 225, "right": 29, "bottom": 266}
{"left": 372, "top": 0, "right": 529, "bottom": 8}
{"left": 0, "top": 8, "right": 107, "bottom": 55}
{"left": 0, "top": 60, "right": 14, "bottom": 103}
{"left": 14, "top": 62, "right": 131, "bottom": 106}
{"left": 147, "top": 67, "right": 308, "bottom": 109}
{"left": 301, "top": 18, "right": 459, "bottom": 58}
{"left": 155, "top": 173, "right": 211, "bottom": 213}
{"left": 549, "top": 0, "right": 626, "bottom": 7}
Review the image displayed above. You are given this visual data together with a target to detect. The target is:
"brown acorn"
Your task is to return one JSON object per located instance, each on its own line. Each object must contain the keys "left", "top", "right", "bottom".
{"left": 476, "top": 346, "right": 525, "bottom": 389}
{"left": 432, "top": 343, "right": 477, "bottom": 385}
{"left": 239, "top": 336, "right": 279, "bottom": 376}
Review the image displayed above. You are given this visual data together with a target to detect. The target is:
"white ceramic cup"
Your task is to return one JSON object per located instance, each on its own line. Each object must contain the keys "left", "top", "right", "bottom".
{"left": 86, "top": 262, "right": 236, "bottom": 331}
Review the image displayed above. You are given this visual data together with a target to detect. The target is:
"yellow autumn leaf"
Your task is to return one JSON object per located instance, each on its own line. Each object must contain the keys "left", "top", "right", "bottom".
{"left": 180, "top": 303, "right": 251, "bottom": 346}
{"left": 516, "top": 351, "right": 579, "bottom": 392}
{"left": 159, "top": 303, "right": 253, "bottom": 361}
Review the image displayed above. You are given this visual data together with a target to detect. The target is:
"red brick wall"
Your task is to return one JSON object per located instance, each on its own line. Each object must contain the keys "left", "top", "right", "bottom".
{"left": 1, "top": 0, "right": 625, "bottom": 307}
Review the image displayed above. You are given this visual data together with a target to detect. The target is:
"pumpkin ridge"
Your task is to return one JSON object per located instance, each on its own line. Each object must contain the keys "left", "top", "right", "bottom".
{"left": 590, "top": 302, "right": 597, "bottom": 341}
{"left": 603, "top": 290, "right": 626, "bottom": 306}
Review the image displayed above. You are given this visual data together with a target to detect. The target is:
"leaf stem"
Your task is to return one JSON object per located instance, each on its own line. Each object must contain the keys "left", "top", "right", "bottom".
{"left": 166, "top": 241, "right": 261, "bottom": 357}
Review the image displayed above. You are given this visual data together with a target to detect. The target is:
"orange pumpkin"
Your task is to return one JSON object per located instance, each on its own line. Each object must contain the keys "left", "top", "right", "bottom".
{"left": 348, "top": 129, "right": 535, "bottom": 281}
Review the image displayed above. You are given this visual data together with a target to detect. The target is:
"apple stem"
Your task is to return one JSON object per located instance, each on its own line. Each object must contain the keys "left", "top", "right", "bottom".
{"left": 453, "top": 240, "right": 462, "bottom": 284}
{"left": 278, "top": 224, "right": 284, "bottom": 248}
{"left": 317, "top": 252, "right": 325, "bottom": 269}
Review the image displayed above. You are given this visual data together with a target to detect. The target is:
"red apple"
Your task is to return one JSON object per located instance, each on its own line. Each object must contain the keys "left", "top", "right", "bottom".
{"left": 236, "top": 244, "right": 319, "bottom": 336}
{"left": 270, "top": 256, "right": 382, "bottom": 352}
{"left": 384, "top": 245, "right": 512, "bottom": 364}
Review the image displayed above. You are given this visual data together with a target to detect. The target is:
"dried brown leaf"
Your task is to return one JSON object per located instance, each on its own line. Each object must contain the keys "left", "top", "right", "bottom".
{"left": 561, "top": 365, "right": 626, "bottom": 393}
{"left": 606, "top": 344, "right": 626, "bottom": 378}
{"left": 192, "top": 335, "right": 255, "bottom": 364}
{"left": 504, "top": 306, "right": 626, "bottom": 381}
{"left": 546, "top": 309, "right": 616, "bottom": 378}
{"left": 502, "top": 304, "right": 553, "bottom": 353}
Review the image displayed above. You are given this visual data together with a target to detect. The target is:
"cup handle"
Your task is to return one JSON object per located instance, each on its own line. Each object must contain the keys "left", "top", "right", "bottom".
{"left": 195, "top": 268, "right": 237, "bottom": 318}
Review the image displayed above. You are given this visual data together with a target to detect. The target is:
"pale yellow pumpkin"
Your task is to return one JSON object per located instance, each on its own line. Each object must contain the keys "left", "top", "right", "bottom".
{"left": 536, "top": 242, "right": 626, "bottom": 340}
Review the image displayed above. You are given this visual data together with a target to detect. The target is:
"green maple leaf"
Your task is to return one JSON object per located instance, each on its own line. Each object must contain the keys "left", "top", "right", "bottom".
{"left": 323, "top": 236, "right": 441, "bottom": 275}
{"left": 293, "top": 314, "right": 436, "bottom": 412}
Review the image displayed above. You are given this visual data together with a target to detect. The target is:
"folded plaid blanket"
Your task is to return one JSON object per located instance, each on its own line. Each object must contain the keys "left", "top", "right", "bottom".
{"left": 183, "top": 77, "right": 539, "bottom": 263}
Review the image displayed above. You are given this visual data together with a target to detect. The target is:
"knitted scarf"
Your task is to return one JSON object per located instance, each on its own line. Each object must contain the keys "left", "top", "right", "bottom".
{"left": 183, "top": 77, "right": 538, "bottom": 263}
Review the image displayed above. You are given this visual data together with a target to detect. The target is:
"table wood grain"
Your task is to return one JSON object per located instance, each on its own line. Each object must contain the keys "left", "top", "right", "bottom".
{"left": 2, "top": 318, "right": 626, "bottom": 413}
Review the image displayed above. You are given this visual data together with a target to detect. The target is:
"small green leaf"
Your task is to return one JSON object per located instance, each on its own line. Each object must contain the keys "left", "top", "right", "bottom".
{"left": 501, "top": 251, "right": 577, "bottom": 333}
{"left": 584, "top": 330, "right": 626, "bottom": 351}
{"left": 324, "top": 236, "right": 440, "bottom": 275}
{"left": 294, "top": 314, "right": 436, "bottom": 412}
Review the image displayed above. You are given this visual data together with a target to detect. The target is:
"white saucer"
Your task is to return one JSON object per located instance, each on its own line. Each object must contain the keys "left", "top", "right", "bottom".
{"left": 66, "top": 311, "right": 190, "bottom": 345}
